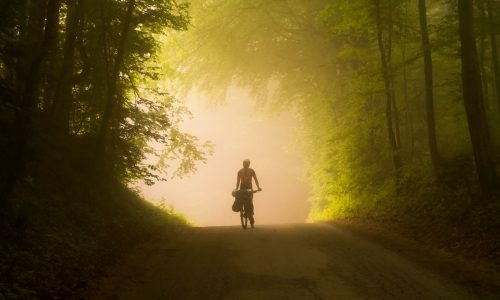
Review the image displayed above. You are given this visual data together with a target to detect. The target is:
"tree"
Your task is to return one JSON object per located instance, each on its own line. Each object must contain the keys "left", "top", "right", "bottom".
{"left": 485, "top": 0, "right": 500, "bottom": 112}
{"left": 49, "top": 0, "right": 84, "bottom": 135}
{"left": 97, "top": 0, "right": 136, "bottom": 157}
{"left": 418, "top": 0, "right": 440, "bottom": 167}
{"left": 374, "top": 0, "right": 403, "bottom": 171}
{"left": 1, "top": 0, "right": 62, "bottom": 201}
{"left": 458, "top": 0, "right": 497, "bottom": 193}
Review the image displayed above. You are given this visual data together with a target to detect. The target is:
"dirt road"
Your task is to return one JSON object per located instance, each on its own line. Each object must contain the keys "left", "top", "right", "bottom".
{"left": 90, "top": 223, "right": 488, "bottom": 300}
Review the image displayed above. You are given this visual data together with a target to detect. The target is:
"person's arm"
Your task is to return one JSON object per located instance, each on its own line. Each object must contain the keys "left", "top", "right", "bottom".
{"left": 236, "top": 171, "right": 241, "bottom": 189}
{"left": 252, "top": 170, "right": 261, "bottom": 191}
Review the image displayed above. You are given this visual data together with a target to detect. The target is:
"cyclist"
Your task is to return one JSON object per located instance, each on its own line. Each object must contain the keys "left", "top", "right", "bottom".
{"left": 236, "top": 159, "right": 262, "bottom": 228}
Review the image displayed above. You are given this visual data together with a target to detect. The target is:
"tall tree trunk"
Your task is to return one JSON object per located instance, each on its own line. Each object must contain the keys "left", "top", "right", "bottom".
{"left": 387, "top": 2, "right": 402, "bottom": 152}
{"left": 96, "top": 0, "right": 135, "bottom": 155}
{"left": 1, "top": 0, "right": 62, "bottom": 201}
{"left": 458, "top": 0, "right": 497, "bottom": 194}
{"left": 374, "top": 0, "right": 402, "bottom": 171}
{"left": 43, "top": 0, "right": 61, "bottom": 113}
{"left": 15, "top": 0, "right": 46, "bottom": 94}
{"left": 478, "top": 0, "right": 490, "bottom": 110}
{"left": 486, "top": 0, "right": 500, "bottom": 112}
{"left": 49, "top": 0, "right": 83, "bottom": 135}
{"left": 401, "top": 0, "right": 415, "bottom": 161}
{"left": 402, "top": 52, "right": 415, "bottom": 160}
{"left": 21, "top": 0, "right": 60, "bottom": 112}
{"left": 391, "top": 89, "right": 401, "bottom": 149}
{"left": 418, "top": 0, "right": 440, "bottom": 167}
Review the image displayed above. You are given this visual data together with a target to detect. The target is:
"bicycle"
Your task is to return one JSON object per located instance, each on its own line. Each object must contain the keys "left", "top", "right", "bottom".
{"left": 232, "top": 188, "right": 261, "bottom": 229}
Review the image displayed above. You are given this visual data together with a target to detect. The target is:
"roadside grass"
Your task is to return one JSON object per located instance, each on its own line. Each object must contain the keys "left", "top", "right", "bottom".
{"left": 310, "top": 159, "right": 500, "bottom": 263}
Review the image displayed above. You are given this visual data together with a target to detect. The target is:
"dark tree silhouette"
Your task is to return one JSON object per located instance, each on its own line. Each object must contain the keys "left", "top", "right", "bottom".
{"left": 458, "top": 0, "right": 497, "bottom": 193}
{"left": 374, "top": 0, "right": 402, "bottom": 172}
{"left": 418, "top": 0, "right": 440, "bottom": 167}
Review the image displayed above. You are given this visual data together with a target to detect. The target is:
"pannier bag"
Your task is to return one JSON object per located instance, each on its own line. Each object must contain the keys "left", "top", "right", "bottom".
{"left": 232, "top": 198, "right": 242, "bottom": 212}
{"left": 231, "top": 189, "right": 251, "bottom": 212}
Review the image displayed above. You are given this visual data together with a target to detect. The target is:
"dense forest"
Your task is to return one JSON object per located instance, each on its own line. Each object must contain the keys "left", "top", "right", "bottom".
{"left": 166, "top": 0, "right": 500, "bottom": 222}
{"left": 1, "top": 0, "right": 500, "bottom": 297}
{"left": 0, "top": 0, "right": 205, "bottom": 297}
{"left": 0, "top": 0, "right": 212, "bottom": 214}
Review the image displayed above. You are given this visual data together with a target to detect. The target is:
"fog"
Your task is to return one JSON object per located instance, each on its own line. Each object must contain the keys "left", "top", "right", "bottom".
{"left": 139, "top": 87, "right": 311, "bottom": 226}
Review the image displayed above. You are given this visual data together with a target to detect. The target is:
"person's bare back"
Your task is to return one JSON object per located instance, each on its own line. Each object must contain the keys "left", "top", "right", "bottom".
{"left": 236, "top": 159, "right": 261, "bottom": 191}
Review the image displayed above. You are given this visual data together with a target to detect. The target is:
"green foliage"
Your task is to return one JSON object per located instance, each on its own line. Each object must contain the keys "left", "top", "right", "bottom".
{"left": 0, "top": 1, "right": 206, "bottom": 296}
{"left": 165, "top": 0, "right": 500, "bottom": 224}
{"left": 0, "top": 0, "right": 211, "bottom": 195}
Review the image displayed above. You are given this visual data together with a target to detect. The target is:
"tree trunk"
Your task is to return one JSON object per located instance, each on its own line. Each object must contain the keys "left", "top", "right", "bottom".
{"left": 43, "top": 0, "right": 61, "bottom": 113}
{"left": 458, "top": 0, "right": 497, "bottom": 194}
{"left": 391, "top": 89, "right": 401, "bottom": 149}
{"left": 418, "top": 0, "right": 440, "bottom": 167}
{"left": 49, "top": 0, "right": 83, "bottom": 135}
{"left": 374, "top": 0, "right": 402, "bottom": 171}
{"left": 477, "top": 0, "right": 490, "bottom": 110}
{"left": 401, "top": 0, "right": 415, "bottom": 161}
{"left": 21, "top": 0, "right": 60, "bottom": 111}
{"left": 402, "top": 52, "right": 415, "bottom": 160}
{"left": 96, "top": 0, "right": 135, "bottom": 155}
{"left": 486, "top": 0, "right": 500, "bottom": 113}
{"left": 1, "top": 0, "right": 62, "bottom": 201}
{"left": 387, "top": 2, "right": 402, "bottom": 153}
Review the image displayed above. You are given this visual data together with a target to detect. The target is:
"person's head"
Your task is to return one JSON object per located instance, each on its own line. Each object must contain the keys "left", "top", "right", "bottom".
{"left": 243, "top": 159, "right": 250, "bottom": 169}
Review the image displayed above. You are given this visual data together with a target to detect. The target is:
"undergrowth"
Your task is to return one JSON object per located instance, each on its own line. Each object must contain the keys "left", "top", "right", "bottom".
{"left": 0, "top": 156, "right": 189, "bottom": 299}
{"left": 310, "top": 158, "right": 500, "bottom": 260}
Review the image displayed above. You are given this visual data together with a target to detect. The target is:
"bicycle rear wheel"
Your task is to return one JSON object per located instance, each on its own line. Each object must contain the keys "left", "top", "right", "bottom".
{"left": 240, "top": 211, "right": 248, "bottom": 229}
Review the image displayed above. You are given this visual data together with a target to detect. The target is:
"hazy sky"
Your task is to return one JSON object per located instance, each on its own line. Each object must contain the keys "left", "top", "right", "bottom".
{"left": 138, "top": 87, "right": 311, "bottom": 226}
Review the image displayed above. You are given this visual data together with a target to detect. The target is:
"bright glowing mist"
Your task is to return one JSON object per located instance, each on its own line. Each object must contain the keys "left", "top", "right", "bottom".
{"left": 138, "top": 87, "right": 310, "bottom": 226}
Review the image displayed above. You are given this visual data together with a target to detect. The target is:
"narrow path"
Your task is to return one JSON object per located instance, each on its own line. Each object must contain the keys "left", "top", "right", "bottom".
{"left": 90, "top": 223, "right": 484, "bottom": 300}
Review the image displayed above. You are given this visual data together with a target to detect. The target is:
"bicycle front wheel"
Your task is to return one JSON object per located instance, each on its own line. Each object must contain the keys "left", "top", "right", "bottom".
{"left": 240, "top": 211, "right": 248, "bottom": 229}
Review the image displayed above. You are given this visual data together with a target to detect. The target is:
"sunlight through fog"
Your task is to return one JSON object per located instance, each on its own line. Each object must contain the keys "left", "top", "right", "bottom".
{"left": 138, "top": 87, "right": 311, "bottom": 226}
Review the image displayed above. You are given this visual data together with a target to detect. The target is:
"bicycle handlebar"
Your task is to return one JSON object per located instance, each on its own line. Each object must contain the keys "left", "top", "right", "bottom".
{"left": 232, "top": 188, "right": 262, "bottom": 197}
{"left": 242, "top": 188, "right": 261, "bottom": 193}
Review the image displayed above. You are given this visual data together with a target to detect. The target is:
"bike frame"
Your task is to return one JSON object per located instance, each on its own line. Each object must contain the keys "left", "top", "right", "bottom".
{"left": 237, "top": 189, "right": 260, "bottom": 229}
